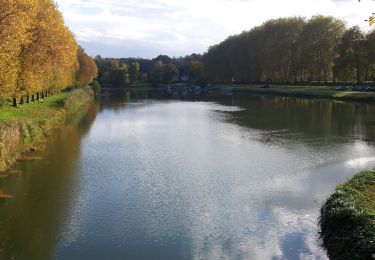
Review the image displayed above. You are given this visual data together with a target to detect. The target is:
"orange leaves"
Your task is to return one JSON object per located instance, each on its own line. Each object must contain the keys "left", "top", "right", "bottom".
{"left": 77, "top": 47, "right": 98, "bottom": 87}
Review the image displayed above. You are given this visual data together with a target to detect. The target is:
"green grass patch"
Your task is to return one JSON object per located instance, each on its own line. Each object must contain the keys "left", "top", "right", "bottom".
{"left": 215, "top": 84, "right": 375, "bottom": 103}
{"left": 320, "top": 170, "right": 375, "bottom": 259}
{"left": 0, "top": 93, "right": 69, "bottom": 122}
{"left": 0, "top": 89, "right": 93, "bottom": 173}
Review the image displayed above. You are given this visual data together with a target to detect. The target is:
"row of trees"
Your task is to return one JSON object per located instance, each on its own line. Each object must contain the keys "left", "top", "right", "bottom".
{"left": 95, "top": 54, "right": 205, "bottom": 87}
{"left": 203, "top": 16, "right": 375, "bottom": 84}
{"left": 94, "top": 57, "right": 140, "bottom": 88}
{"left": 0, "top": 0, "right": 98, "bottom": 106}
{"left": 147, "top": 54, "right": 205, "bottom": 85}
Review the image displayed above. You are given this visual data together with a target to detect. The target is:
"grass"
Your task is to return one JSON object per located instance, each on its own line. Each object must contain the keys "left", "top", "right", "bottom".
{"left": 363, "top": 185, "right": 375, "bottom": 215}
{"left": 0, "top": 93, "right": 69, "bottom": 122}
{"left": 214, "top": 84, "right": 375, "bottom": 103}
{"left": 320, "top": 170, "right": 375, "bottom": 259}
{"left": 0, "top": 89, "right": 93, "bottom": 173}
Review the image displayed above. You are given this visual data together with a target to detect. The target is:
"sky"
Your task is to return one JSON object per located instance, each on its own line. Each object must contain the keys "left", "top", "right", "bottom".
{"left": 55, "top": 0, "right": 375, "bottom": 58}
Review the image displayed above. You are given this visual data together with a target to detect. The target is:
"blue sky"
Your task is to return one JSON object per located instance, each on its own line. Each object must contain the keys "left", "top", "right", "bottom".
{"left": 55, "top": 0, "right": 374, "bottom": 58}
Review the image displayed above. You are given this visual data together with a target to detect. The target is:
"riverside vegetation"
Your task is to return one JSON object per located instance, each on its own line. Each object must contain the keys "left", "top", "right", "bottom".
{"left": 0, "top": 0, "right": 98, "bottom": 173}
{"left": 320, "top": 170, "right": 375, "bottom": 259}
{"left": 0, "top": 88, "right": 94, "bottom": 173}
{"left": 0, "top": 0, "right": 98, "bottom": 105}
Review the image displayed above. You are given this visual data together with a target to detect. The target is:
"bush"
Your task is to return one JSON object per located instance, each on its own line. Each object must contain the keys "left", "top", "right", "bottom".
{"left": 320, "top": 170, "right": 375, "bottom": 259}
{"left": 91, "top": 80, "right": 101, "bottom": 95}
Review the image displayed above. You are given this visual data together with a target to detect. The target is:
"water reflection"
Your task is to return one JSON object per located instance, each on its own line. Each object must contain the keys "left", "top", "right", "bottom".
{"left": 1, "top": 90, "right": 375, "bottom": 259}
{"left": 0, "top": 104, "right": 99, "bottom": 260}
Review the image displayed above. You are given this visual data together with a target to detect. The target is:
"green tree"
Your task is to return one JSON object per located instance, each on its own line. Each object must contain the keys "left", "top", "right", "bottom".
{"left": 163, "top": 63, "right": 178, "bottom": 83}
{"left": 150, "top": 61, "right": 164, "bottom": 84}
{"left": 335, "top": 26, "right": 366, "bottom": 82}
{"left": 300, "top": 16, "right": 345, "bottom": 82}
{"left": 128, "top": 62, "right": 140, "bottom": 85}
{"left": 101, "top": 60, "right": 129, "bottom": 88}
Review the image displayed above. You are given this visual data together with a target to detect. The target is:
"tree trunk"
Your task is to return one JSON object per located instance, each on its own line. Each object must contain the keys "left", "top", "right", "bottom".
{"left": 26, "top": 95, "right": 30, "bottom": 103}
{"left": 13, "top": 98, "right": 18, "bottom": 107}
{"left": 31, "top": 94, "right": 35, "bottom": 102}
{"left": 20, "top": 96, "right": 24, "bottom": 105}
{"left": 41, "top": 92, "right": 44, "bottom": 99}
{"left": 36, "top": 92, "right": 40, "bottom": 100}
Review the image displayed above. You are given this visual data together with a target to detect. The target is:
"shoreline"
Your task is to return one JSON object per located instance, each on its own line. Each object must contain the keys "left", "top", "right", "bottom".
{"left": 0, "top": 88, "right": 94, "bottom": 174}
{"left": 214, "top": 85, "right": 375, "bottom": 103}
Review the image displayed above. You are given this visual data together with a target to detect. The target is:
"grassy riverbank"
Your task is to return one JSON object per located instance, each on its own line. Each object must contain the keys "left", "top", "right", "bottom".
{"left": 215, "top": 85, "right": 375, "bottom": 102}
{"left": 0, "top": 88, "right": 94, "bottom": 173}
{"left": 320, "top": 170, "right": 375, "bottom": 259}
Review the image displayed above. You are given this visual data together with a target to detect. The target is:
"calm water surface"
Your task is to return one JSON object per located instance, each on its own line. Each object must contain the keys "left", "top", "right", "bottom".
{"left": 1, "top": 90, "right": 375, "bottom": 260}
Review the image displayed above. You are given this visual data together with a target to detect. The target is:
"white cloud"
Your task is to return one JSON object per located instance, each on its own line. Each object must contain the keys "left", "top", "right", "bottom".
{"left": 56, "top": 0, "right": 375, "bottom": 58}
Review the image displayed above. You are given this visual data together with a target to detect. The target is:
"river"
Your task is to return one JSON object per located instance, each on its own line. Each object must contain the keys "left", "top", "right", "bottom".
{"left": 1, "top": 89, "right": 375, "bottom": 259}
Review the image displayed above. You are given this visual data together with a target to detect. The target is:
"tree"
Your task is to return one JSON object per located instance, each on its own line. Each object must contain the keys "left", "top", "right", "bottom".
{"left": 128, "top": 62, "right": 140, "bottom": 85}
{"left": 101, "top": 60, "right": 129, "bottom": 88}
{"left": 77, "top": 47, "right": 98, "bottom": 87}
{"left": 300, "top": 16, "right": 345, "bottom": 82}
{"left": 163, "top": 63, "right": 178, "bottom": 83}
{"left": 150, "top": 61, "right": 164, "bottom": 84}
{"left": 203, "top": 15, "right": 349, "bottom": 84}
{"left": 335, "top": 26, "right": 366, "bottom": 82}
{"left": 0, "top": 0, "right": 37, "bottom": 102}
{"left": 8, "top": 0, "right": 78, "bottom": 104}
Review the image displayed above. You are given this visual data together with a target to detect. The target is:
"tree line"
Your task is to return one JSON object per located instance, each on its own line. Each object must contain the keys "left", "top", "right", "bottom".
{"left": 0, "top": 0, "right": 98, "bottom": 106}
{"left": 95, "top": 15, "right": 375, "bottom": 88}
{"left": 95, "top": 54, "right": 205, "bottom": 87}
{"left": 203, "top": 15, "right": 375, "bottom": 84}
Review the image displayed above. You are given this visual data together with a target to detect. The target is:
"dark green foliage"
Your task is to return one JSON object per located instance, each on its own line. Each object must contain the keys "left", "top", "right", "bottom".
{"left": 320, "top": 170, "right": 375, "bottom": 259}
{"left": 98, "top": 60, "right": 129, "bottom": 88}
{"left": 91, "top": 80, "right": 101, "bottom": 95}
{"left": 150, "top": 61, "right": 165, "bottom": 84}
{"left": 95, "top": 55, "right": 205, "bottom": 87}
{"left": 128, "top": 62, "right": 140, "bottom": 85}
{"left": 203, "top": 16, "right": 375, "bottom": 84}
{"left": 95, "top": 58, "right": 142, "bottom": 87}
{"left": 334, "top": 26, "right": 366, "bottom": 82}
{"left": 150, "top": 61, "right": 179, "bottom": 85}
{"left": 163, "top": 64, "right": 178, "bottom": 83}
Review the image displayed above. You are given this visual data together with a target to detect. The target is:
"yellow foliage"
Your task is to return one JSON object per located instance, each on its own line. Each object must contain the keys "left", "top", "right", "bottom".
{"left": 0, "top": 0, "right": 37, "bottom": 99}
{"left": 0, "top": 0, "right": 80, "bottom": 100}
{"left": 77, "top": 47, "right": 98, "bottom": 87}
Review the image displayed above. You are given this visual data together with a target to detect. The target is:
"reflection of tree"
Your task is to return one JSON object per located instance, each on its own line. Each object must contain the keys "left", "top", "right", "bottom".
{"left": 0, "top": 104, "right": 99, "bottom": 259}
{"left": 220, "top": 95, "right": 375, "bottom": 144}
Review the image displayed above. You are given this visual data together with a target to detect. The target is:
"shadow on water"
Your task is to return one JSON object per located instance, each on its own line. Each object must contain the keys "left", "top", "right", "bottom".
{"left": 0, "top": 103, "right": 99, "bottom": 260}
{"left": 225, "top": 94, "right": 375, "bottom": 143}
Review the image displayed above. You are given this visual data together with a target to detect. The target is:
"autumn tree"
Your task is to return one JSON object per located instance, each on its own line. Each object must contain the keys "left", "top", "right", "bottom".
{"left": 0, "top": 0, "right": 84, "bottom": 106}
{"left": 77, "top": 47, "right": 98, "bottom": 87}
{"left": 0, "top": 0, "right": 36, "bottom": 102}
